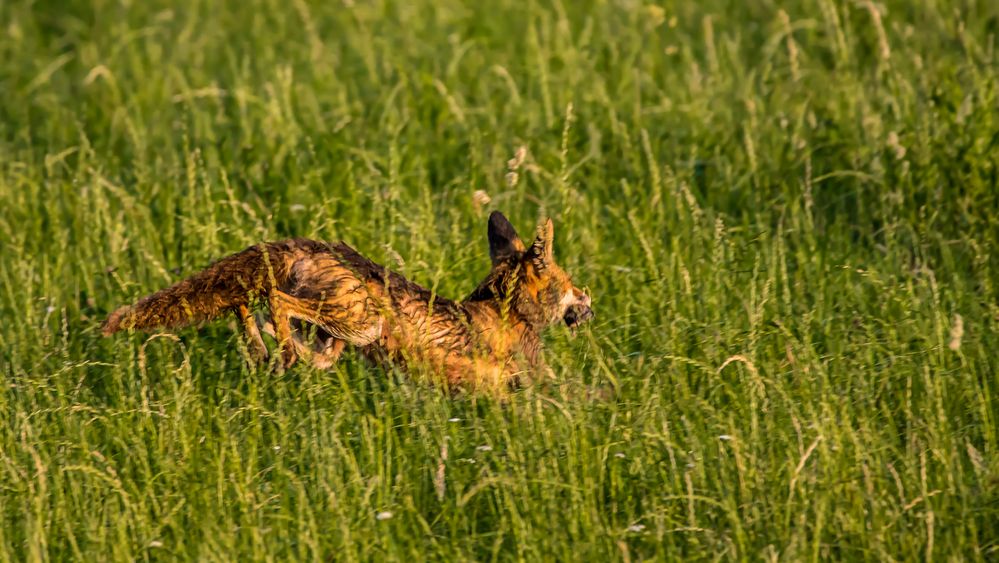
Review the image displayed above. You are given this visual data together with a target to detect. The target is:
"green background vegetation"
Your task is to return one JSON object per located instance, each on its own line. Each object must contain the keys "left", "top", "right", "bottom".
{"left": 2, "top": 0, "right": 998, "bottom": 559}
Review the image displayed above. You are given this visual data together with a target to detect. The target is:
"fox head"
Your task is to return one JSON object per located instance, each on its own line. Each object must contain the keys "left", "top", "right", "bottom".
{"left": 467, "top": 211, "right": 593, "bottom": 330}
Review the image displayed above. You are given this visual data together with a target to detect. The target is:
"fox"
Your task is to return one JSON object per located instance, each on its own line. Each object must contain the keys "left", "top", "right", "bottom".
{"left": 101, "top": 212, "right": 593, "bottom": 393}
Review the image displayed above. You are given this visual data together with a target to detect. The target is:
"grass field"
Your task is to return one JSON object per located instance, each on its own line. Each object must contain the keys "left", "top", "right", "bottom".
{"left": 2, "top": 0, "right": 998, "bottom": 560}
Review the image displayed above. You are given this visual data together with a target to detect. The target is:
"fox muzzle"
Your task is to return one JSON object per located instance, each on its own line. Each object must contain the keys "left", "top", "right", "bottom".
{"left": 563, "top": 303, "right": 594, "bottom": 328}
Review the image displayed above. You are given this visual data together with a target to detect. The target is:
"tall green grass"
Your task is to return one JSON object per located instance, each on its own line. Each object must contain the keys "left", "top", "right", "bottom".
{"left": 1, "top": 0, "right": 997, "bottom": 559}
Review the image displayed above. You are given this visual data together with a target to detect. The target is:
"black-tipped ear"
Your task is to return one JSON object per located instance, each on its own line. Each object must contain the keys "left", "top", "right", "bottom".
{"left": 488, "top": 211, "right": 526, "bottom": 264}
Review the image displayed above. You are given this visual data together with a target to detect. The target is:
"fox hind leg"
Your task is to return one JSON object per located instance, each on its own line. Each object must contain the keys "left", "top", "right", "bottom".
{"left": 268, "top": 291, "right": 298, "bottom": 370}
{"left": 237, "top": 304, "right": 269, "bottom": 365}
{"left": 257, "top": 313, "right": 346, "bottom": 369}
{"left": 264, "top": 273, "right": 381, "bottom": 370}
{"left": 310, "top": 337, "right": 346, "bottom": 369}
{"left": 293, "top": 320, "right": 347, "bottom": 368}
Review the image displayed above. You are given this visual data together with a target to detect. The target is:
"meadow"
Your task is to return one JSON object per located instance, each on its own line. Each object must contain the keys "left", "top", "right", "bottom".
{"left": 1, "top": 0, "right": 998, "bottom": 559}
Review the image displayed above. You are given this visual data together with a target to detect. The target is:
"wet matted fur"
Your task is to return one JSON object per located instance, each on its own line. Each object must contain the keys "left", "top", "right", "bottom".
{"left": 103, "top": 212, "right": 593, "bottom": 393}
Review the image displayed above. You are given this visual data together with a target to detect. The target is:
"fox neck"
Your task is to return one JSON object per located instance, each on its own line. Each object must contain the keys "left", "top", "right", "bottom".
{"left": 464, "top": 263, "right": 552, "bottom": 331}
{"left": 461, "top": 298, "right": 544, "bottom": 362}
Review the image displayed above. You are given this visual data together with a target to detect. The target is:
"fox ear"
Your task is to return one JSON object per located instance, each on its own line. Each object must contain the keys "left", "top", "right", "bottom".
{"left": 488, "top": 211, "right": 526, "bottom": 264}
{"left": 528, "top": 218, "right": 555, "bottom": 267}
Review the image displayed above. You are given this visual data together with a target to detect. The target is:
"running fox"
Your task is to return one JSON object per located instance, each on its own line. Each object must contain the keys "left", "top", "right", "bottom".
{"left": 102, "top": 212, "right": 593, "bottom": 392}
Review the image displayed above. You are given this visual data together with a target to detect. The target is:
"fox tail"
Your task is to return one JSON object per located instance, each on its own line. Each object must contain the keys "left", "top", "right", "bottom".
{"left": 101, "top": 243, "right": 291, "bottom": 336}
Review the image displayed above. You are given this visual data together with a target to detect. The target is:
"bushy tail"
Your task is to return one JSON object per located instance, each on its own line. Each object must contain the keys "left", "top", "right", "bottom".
{"left": 101, "top": 242, "right": 294, "bottom": 335}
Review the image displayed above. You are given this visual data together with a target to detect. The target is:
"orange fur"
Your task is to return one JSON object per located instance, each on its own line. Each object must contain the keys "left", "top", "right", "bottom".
{"left": 103, "top": 212, "right": 593, "bottom": 393}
